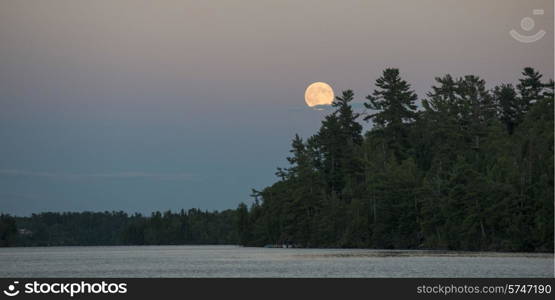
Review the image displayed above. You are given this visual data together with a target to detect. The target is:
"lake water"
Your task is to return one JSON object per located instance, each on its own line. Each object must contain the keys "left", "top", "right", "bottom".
{"left": 0, "top": 245, "right": 552, "bottom": 277}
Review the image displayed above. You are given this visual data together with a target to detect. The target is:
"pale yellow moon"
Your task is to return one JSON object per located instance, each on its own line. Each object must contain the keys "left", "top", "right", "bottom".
{"left": 304, "top": 82, "right": 334, "bottom": 107}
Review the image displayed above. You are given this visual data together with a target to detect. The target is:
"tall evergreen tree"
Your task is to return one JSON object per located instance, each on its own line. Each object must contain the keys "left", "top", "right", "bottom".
{"left": 364, "top": 68, "right": 418, "bottom": 160}
{"left": 493, "top": 84, "right": 519, "bottom": 135}
{"left": 517, "top": 67, "right": 544, "bottom": 109}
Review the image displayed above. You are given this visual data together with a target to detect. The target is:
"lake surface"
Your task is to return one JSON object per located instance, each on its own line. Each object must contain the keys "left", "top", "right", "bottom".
{"left": 0, "top": 245, "right": 552, "bottom": 277}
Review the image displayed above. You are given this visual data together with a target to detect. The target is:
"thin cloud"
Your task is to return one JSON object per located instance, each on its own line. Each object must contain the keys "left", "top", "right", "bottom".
{"left": 287, "top": 102, "right": 368, "bottom": 112}
{"left": 0, "top": 169, "right": 195, "bottom": 181}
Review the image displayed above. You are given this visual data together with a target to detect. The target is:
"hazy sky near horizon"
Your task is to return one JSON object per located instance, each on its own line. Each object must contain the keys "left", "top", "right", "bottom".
{"left": 0, "top": 0, "right": 553, "bottom": 215}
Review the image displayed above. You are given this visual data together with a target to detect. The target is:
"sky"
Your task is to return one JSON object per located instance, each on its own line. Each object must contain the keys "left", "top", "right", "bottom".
{"left": 0, "top": 0, "right": 553, "bottom": 216}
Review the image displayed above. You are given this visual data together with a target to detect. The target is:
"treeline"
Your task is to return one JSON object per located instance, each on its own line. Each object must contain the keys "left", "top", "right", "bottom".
{"left": 0, "top": 210, "right": 237, "bottom": 246}
{"left": 237, "top": 67, "right": 554, "bottom": 252}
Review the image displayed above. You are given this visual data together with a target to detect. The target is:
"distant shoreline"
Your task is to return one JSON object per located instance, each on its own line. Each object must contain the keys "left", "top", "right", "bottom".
{"left": 1, "top": 244, "right": 553, "bottom": 257}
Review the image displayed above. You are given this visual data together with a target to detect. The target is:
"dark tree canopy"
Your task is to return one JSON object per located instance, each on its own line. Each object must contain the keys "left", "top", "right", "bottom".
{"left": 236, "top": 67, "right": 553, "bottom": 252}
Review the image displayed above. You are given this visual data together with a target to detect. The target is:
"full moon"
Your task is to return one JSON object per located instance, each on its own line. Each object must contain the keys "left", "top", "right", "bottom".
{"left": 304, "top": 82, "right": 334, "bottom": 107}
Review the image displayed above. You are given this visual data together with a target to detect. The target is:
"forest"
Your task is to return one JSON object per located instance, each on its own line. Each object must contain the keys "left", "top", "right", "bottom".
{"left": 238, "top": 67, "right": 554, "bottom": 252}
{"left": 0, "top": 210, "right": 237, "bottom": 246}
{"left": 1, "top": 67, "right": 553, "bottom": 252}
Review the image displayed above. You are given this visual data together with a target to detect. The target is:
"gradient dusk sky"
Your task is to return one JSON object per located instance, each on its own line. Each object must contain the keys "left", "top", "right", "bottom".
{"left": 0, "top": 0, "right": 553, "bottom": 215}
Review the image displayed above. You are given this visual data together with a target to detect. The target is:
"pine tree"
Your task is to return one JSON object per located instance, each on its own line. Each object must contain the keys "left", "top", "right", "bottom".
{"left": 517, "top": 67, "right": 544, "bottom": 109}
{"left": 364, "top": 68, "right": 418, "bottom": 126}
{"left": 333, "top": 90, "right": 363, "bottom": 147}
{"left": 364, "top": 68, "right": 418, "bottom": 161}
{"left": 457, "top": 75, "right": 494, "bottom": 150}
{"left": 316, "top": 113, "right": 344, "bottom": 195}
{"left": 493, "top": 84, "right": 518, "bottom": 135}
{"left": 236, "top": 203, "right": 250, "bottom": 245}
